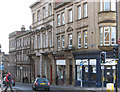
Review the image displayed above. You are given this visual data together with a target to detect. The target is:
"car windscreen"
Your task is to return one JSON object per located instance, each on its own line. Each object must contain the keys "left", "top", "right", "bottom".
{"left": 37, "top": 78, "right": 49, "bottom": 83}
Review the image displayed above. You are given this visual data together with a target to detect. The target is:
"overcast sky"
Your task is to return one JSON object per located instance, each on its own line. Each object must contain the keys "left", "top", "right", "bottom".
{"left": 0, "top": 0, "right": 37, "bottom": 54}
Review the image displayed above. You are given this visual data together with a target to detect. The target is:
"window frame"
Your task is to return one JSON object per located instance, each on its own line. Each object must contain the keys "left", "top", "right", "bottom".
{"left": 78, "top": 32, "right": 82, "bottom": 48}
{"left": 69, "top": 34, "right": 72, "bottom": 48}
{"left": 68, "top": 9, "right": 73, "bottom": 23}
{"left": 84, "top": 3, "right": 88, "bottom": 18}
{"left": 62, "top": 12, "right": 65, "bottom": 25}
{"left": 104, "top": 27, "right": 110, "bottom": 46}
{"left": 78, "top": 5, "right": 81, "bottom": 20}
{"left": 111, "top": 27, "right": 116, "bottom": 45}
{"left": 37, "top": 10, "right": 40, "bottom": 21}
{"left": 62, "top": 35, "right": 65, "bottom": 48}
{"left": 49, "top": 3, "right": 52, "bottom": 16}
{"left": 57, "top": 36, "right": 60, "bottom": 49}
{"left": 84, "top": 31, "right": 88, "bottom": 48}
{"left": 49, "top": 31, "right": 52, "bottom": 47}
{"left": 57, "top": 14, "right": 60, "bottom": 26}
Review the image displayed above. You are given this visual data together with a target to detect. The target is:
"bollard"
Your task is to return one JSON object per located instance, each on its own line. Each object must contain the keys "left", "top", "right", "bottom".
{"left": 106, "top": 83, "right": 114, "bottom": 92}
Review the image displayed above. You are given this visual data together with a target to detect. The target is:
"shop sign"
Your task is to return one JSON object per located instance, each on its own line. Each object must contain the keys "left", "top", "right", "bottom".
{"left": 76, "top": 59, "right": 88, "bottom": 65}
{"left": 90, "top": 59, "right": 96, "bottom": 65}
{"left": 103, "top": 59, "right": 116, "bottom": 65}
{"left": 56, "top": 60, "right": 66, "bottom": 65}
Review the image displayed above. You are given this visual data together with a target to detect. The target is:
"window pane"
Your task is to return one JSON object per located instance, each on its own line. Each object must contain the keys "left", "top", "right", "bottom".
{"left": 104, "top": 27, "right": 110, "bottom": 45}
{"left": 57, "top": 14, "right": 60, "bottom": 26}
{"left": 111, "top": 0, "right": 116, "bottom": 11}
{"left": 62, "top": 13, "right": 65, "bottom": 25}
{"left": 44, "top": 34, "right": 46, "bottom": 48}
{"left": 78, "top": 32, "right": 81, "bottom": 48}
{"left": 69, "top": 9, "right": 72, "bottom": 22}
{"left": 84, "top": 31, "right": 88, "bottom": 48}
{"left": 33, "top": 13, "right": 35, "bottom": 23}
{"left": 104, "top": 0, "right": 110, "bottom": 11}
{"left": 57, "top": 37, "right": 60, "bottom": 49}
{"left": 62, "top": 35, "right": 65, "bottom": 48}
{"left": 84, "top": 3, "right": 87, "bottom": 17}
{"left": 49, "top": 31, "right": 52, "bottom": 47}
{"left": 78, "top": 5, "right": 81, "bottom": 19}
{"left": 37, "top": 10, "right": 40, "bottom": 21}
{"left": 69, "top": 34, "right": 72, "bottom": 47}
{"left": 100, "top": 27, "right": 103, "bottom": 46}
{"left": 111, "top": 27, "right": 116, "bottom": 45}
{"left": 49, "top": 4, "right": 52, "bottom": 16}
{"left": 100, "top": 0, "right": 103, "bottom": 11}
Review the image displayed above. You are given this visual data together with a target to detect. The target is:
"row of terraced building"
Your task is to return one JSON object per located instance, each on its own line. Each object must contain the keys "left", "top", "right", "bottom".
{"left": 9, "top": 0, "right": 120, "bottom": 87}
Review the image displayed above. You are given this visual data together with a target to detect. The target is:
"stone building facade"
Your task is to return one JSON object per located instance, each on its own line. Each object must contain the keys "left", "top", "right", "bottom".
{"left": 9, "top": 0, "right": 120, "bottom": 87}
{"left": 9, "top": 26, "right": 33, "bottom": 82}
{"left": 30, "top": 0, "right": 56, "bottom": 84}
{"left": 54, "top": 0, "right": 117, "bottom": 87}
{"left": 9, "top": 27, "right": 26, "bottom": 79}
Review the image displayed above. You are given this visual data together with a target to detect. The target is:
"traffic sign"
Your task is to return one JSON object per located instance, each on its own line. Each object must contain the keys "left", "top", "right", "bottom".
{"left": 0, "top": 65, "right": 4, "bottom": 70}
{"left": 80, "top": 62, "right": 83, "bottom": 66}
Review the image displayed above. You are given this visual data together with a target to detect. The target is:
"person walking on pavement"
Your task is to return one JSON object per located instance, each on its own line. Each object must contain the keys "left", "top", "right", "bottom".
{"left": 4, "top": 72, "right": 13, "bottom": 92}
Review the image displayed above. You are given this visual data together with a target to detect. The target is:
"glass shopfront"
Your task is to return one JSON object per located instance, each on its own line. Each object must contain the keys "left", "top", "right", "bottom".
{"left": 101, "top": 59, "right": 116, "bottom": 87}
{"left": 56, "top": 60, "right": 66, "bottom": 85}
{"left": 76, "top": 59, "right": 96, "bottom": 87}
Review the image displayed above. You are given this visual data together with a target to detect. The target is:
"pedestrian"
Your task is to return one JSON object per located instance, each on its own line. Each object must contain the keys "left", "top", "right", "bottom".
{"left": 4, "top": 72, "right": 13, "bottom": 92}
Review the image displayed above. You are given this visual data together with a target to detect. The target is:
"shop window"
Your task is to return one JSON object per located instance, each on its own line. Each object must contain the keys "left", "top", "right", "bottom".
{"left": 83, "top": 66, "right": 88, "bottom": 80}
{"left": 77, "top": 66, "right": 82, "bottom": 80}
{"left": 90, "top": 65, "right": 96, "bottom": 81}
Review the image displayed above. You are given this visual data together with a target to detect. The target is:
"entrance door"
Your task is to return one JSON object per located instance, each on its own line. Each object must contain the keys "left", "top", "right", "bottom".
{"left": 70, "top": 65, "right": 72, "bottom": 84}
{"left": 105, "top": 66, "right": 115, "bottom": 86}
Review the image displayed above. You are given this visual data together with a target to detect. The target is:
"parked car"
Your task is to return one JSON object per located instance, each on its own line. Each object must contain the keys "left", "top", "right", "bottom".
{"left": 32, "top": 77, "right": 50, "bottom": 91}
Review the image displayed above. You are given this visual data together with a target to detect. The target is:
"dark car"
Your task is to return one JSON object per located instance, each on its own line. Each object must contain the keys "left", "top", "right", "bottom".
{"left": 32, "top": 77, "right": 50, "bottom": 91}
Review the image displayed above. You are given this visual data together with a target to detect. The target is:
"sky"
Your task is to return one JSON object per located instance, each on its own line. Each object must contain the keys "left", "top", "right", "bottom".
{"left": 0, "top": 0, "right": 37, "bottom": 54}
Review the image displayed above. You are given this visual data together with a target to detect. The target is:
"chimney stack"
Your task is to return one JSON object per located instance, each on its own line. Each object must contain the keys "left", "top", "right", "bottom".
{"left": 21, "top": 25, "right": 25, "bottom": 31}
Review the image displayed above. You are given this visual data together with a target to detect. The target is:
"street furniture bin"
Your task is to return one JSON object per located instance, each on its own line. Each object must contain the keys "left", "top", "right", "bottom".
{"left": 106, "top": 83, "right": 114, "bottom": 92}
